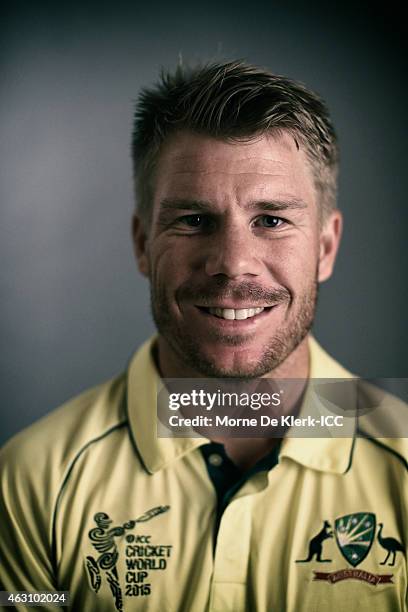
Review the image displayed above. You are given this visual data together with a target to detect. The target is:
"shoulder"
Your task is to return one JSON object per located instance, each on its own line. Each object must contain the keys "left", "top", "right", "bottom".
{"left": 0, "top": 373, "right": 128, "bottom": 503}
{"left": 356, "top": 380, "right": 408, "bottom": 471}
{"left": 356, "top": 435, "right": 408, "bottom": 473}
{"left": 309, "top": 337, "right": 408, "bottom": 470}
{"left": 0, "top": 373, "right": 128, "bottom": 590}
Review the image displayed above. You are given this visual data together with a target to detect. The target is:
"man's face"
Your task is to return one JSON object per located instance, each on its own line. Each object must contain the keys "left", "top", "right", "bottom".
{"left": 134, "top": 131, "right": 341, "bottom": 378}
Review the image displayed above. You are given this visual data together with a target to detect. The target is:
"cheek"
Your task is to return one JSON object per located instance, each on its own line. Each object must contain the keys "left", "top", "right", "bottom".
{"left": 150, "top": 239, "right": 193, "bottom": 288}
{"left": 264, "top": 240, "right": 319, "bottom": 286}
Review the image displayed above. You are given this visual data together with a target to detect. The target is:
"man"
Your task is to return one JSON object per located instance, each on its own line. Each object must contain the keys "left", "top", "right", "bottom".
{"left": 0, "top": 61, "right": 406, "bottom": 611}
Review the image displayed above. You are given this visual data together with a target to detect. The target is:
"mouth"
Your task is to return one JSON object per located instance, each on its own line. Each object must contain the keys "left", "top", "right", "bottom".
{"left": 196, "top": 305, "right": 274, "bottom": 321}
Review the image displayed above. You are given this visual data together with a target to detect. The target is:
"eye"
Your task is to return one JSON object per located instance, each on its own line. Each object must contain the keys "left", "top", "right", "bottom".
{"left": 180, "top": 214, "right": 205, "bottom": 227}
{"left": 254, "top": 215, "right": 285, "bottom": 229}
{"left": 175, "top": 214, "right": 214, "bottom": 232}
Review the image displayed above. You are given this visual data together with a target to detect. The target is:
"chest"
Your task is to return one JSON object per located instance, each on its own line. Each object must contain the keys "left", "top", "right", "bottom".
{"left": 55, "top": 450, "right": 406, "bottom": 611}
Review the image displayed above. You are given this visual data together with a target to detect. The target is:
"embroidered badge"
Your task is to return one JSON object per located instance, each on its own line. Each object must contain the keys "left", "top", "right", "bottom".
{"left": 313, "top": 569, "right": 394, "bottom": 585}
{"left": 85, "top": 506, "right": 171, "bottom": 611}
{"left": 335, "top": 512, "right": 375, "bottom": 567}
{"left": 295, "top": 512, "right": 404, "bottom": 586}
{"left": 377, "top": 522, "right": 404, "bottom": 567}
{"left": 296, "top": 520, "right": 333, "bottom": 563}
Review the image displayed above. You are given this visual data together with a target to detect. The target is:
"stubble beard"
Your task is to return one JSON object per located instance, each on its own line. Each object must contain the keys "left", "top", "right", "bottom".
{"left": 150, "top": 278, "right": 318, "bottom": 379}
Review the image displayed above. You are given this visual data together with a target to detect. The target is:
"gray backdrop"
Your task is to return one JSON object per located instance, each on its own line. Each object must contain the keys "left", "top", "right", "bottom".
{"left": 1, "top": 1, "right": 407, "bottom": 446}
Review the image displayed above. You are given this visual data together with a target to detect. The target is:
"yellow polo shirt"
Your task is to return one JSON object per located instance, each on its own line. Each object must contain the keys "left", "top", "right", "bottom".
{"left": 0, "top": 337, "right": 407, "bottom": 611}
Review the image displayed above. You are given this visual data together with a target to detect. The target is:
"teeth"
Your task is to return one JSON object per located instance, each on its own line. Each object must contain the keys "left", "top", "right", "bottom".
{"left": 208, "top": 307, "right": 264, "bottom": 320}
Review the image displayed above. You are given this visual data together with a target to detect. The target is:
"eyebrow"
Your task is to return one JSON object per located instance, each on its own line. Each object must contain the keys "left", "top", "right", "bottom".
{"left": 159, "top": 198, "right": 214, "bottom": 213}
{"left": 158, "top": 197, "right": 308, "bottom": 213}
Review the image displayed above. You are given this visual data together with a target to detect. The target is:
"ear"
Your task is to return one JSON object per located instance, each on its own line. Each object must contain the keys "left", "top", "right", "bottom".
{"left": 318, "top": 209, "right": 343, "bottom": 283}
{"left": 132, "top": 214, "right": 150, "bottom": 278}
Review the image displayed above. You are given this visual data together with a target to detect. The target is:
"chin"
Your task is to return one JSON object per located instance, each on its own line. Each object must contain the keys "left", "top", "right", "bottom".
{"left": 181, "top": 346, "right": 284, "bottom": 379}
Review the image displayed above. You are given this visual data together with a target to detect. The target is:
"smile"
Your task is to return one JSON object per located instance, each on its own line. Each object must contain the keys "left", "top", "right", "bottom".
{"left": 207, "top": 307, "right": 264, "bottom": 320}
{"left": 197, "top": 306, "right": 272, "bottom": 321}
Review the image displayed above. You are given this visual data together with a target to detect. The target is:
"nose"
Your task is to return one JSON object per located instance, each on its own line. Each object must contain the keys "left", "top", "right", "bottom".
{"left": 204, "top": 222, "right": 263, "bottom": 278}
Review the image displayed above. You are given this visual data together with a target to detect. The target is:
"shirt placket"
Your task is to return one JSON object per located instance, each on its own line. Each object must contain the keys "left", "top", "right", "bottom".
{"left": 200, "top": 442, "right": 279, "bottom": 612}
{"left": 208, "top": 494, "right": 253, "bottom": 612}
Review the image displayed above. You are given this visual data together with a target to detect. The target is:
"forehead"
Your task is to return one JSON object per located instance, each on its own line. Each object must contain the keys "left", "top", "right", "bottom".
{"left": 152, "top": 131, "right": 317, "bottom": 207}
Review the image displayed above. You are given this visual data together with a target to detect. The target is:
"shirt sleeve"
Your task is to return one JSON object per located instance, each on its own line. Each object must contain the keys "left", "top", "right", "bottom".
{"left": 0, "top": 435, "right": 57, "bottom": 601}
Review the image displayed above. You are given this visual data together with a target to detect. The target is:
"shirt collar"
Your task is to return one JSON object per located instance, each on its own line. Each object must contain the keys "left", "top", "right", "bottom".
{"left": 127, "top": 335, "right": 356, "bottom": 475}
{"left": 279, "top": 336, "right": 357, "bottom": 474}
{"left": 127, "top": 337, "right": 206, "bottom": 474}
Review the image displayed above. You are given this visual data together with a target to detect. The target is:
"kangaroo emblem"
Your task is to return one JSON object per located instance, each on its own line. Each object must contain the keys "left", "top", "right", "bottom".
{"left": 296, "top": 520, "right": 333, "bottom": 563}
